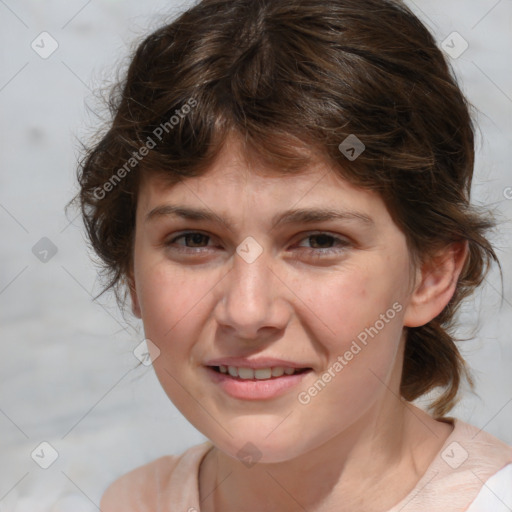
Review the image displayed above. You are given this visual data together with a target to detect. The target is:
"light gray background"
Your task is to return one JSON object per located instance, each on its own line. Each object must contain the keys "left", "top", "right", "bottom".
{"left": 0, "top": 1, "right": 511, "bottom": 510}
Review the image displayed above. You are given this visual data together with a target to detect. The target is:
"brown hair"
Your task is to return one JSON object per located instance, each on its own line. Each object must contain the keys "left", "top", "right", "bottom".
{"left": 75, "top": 0, "right": 498, "bottom": 417}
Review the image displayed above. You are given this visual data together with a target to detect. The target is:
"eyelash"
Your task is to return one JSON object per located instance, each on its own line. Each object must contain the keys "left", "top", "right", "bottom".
{"left": 165, "top": 231, "right": 350, "bottom": 259}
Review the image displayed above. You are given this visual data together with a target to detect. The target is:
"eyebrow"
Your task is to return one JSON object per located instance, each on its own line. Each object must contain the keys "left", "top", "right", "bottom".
{"left": 145, "top": 204, "right": 374, "bottom": 230}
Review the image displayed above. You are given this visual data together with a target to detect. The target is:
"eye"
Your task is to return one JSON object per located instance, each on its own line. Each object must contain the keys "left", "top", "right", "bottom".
{"left": 174, "top": 232, "right": 210, "bottom": 247}
{"left": 164, "top": 231, "right": 350, "bottom": 259}
{"left": 294, "top": 232, "right": 350, "bottom": 258}
{"left": 166, "top": 231, "right": 215, "bottom": 251}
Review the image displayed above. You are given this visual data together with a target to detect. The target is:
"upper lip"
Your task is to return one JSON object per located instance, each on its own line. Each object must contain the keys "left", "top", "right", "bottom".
{"left": 204, "top": 357, "right": 312, "bottom": 369}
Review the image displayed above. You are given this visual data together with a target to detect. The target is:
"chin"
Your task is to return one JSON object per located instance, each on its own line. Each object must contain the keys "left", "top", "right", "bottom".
{"left": 208, "top": 430, "right": 308, "bottom": 465}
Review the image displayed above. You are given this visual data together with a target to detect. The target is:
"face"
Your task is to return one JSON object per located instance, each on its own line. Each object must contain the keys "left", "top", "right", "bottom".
{"left": 130, "top": 137, "right": 418, "bottom": 463}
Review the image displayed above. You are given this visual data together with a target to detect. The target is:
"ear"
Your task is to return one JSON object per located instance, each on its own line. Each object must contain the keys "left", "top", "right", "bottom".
{"left": 127, "top": 270, "right": 142, "bottom": 319}
{"left": 403, "top": 241, "right": 468, "bottom": 328}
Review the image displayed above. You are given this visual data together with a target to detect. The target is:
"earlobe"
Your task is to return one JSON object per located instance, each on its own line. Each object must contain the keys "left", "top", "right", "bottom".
{"left": 403, "top": 241, "right": 468, "bottom": 328}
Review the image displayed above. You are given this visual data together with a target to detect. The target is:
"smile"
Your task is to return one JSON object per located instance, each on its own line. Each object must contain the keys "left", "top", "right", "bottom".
{"left": 206, "top": 365, "right": 313, "bottom": 400}
{"left": 213, "top": 365, "right": 309, "bottom": 380}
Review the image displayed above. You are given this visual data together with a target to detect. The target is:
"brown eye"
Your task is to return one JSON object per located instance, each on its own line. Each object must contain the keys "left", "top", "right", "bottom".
{"left": 179, "top": 233, "right": 210, "bottom": 247}
{"left": 166, "top": 232, "right": 215, "bottom": 251}
{"left": 307, "top": 234, "right": 337, "bottom": 249}
{"left": 294, "top": 232, "right": 350, "bottom": 260}
{"left": 296, "top": 232, "right": 348, "bottom": 250}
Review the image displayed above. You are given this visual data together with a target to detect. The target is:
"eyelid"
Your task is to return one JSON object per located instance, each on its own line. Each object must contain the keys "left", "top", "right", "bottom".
{"left": 165, "top": 230, "right": 218, "bottom": 248}
{"left": 165, "top": 230, "right": 351, "bottom": 253}
{"left": 293, "top": 230, "right": 350, "bottom": 245}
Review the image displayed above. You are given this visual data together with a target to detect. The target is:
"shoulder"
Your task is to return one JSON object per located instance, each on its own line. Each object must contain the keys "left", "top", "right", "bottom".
{"left": 100, "top": 441, "right": 213, "bottom": 512}
{"left": 100, "top": 455, "right": 179, "bottom": 512}
{"left": 438, "top": 419, "right": 512, "bottom": 505}
{"left": 449, "top": 419, "right": 512, "bottom": 466}
{"left": 390, "top": 418, "right": 512, "bottom": 511}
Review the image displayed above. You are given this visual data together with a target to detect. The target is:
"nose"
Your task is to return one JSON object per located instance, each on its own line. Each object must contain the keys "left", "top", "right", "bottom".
{"left": 213, "top": 246, "right": 291, "bottom": 341}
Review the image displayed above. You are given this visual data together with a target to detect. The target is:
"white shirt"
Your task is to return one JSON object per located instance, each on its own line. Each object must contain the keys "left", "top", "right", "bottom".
{"left": 466, "top": 463, "right": 512, "bottom": 511}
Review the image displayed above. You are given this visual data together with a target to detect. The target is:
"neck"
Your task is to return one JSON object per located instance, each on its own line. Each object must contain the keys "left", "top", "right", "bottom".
{"left": 199, "top": 399, "right": 453, "bottom": 512}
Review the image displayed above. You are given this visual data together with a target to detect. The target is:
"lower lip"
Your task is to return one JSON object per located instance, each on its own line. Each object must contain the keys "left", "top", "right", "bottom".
{"left": 205, "top": 367, "right": 311, "bottom": 400}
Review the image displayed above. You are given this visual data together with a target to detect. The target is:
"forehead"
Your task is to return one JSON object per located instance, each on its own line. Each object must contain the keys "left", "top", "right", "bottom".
{"left": 137, "top": 136, "right": 383, "bottom": 218}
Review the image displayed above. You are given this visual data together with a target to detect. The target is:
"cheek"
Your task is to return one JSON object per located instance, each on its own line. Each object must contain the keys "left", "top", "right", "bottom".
{"left": 289, "top": 259, "right": 409, "bottom": 416}
{"left": 136, "top": 263, "right": 213, "bottom": 349}
{"left": 295, "top": 261, "right": 406, "bottom": 351}
{"left": 292, "top": 268, "right": 406, "bottom": 437}
{"left": 135, "top": 264, "right": 216, "bottom": 408}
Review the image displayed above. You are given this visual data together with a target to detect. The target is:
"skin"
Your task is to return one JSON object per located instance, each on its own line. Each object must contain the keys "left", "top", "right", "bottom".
{"left": 108, "top": 134, "right": 467, "bottom": 511}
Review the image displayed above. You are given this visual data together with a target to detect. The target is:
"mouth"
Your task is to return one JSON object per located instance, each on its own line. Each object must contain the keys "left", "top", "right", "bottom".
{"left": 210, "top": 365, "right": 311, "bottom": 380}
{"left": 205, "top": 364, "right": 313, "bottom": 400}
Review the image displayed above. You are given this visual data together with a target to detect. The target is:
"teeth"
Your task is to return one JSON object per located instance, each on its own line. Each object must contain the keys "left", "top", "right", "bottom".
{"left": 217, "top": 365, "right": 304, "bottom": 380}
{"left": 238, "top": 367, "right": 254, "bottom": 379}
{"left": 254, "top": 368, "right": 272, "bottom": 379}
{"left": 271, "top": 367, "right": 284, "bottom": 377}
